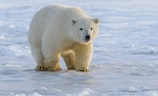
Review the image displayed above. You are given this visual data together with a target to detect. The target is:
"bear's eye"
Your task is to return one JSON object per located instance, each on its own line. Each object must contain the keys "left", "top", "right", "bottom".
{"left": 80, "top": 28, "right": 83, "bottom": 31}
{"left": 90, "top": 27, "right": 93, "bottom": 30}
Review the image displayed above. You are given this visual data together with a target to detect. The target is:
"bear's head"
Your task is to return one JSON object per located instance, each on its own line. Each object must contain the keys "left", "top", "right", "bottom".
{"left": 69, "top": 17, "right": 99, "bottom": 45}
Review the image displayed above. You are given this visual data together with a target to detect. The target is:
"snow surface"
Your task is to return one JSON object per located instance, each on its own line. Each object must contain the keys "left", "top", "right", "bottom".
{"left": 0, "top": 0, "right": 158, "bottom": 96}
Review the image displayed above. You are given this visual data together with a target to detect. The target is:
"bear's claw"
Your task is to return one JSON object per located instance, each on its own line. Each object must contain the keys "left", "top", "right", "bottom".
{"left": 35, "top": 65, "right": 61, "bottom": 71}
{"left": 75, "top": 67, "right": 89, "bottom": 72}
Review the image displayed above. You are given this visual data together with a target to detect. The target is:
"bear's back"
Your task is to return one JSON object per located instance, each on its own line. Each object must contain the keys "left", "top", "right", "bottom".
{"left": 40, "top": 4, "right": 90, "bottom": 20}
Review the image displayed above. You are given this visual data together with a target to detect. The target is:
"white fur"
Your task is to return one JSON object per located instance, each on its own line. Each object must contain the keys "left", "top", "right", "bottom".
{"left": 28, "top": 4, "right": 99, "bottom": 72}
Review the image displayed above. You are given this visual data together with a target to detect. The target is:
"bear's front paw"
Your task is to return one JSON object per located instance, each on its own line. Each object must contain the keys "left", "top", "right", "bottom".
{"left": 35, "top": 65, "right": 61, "bottom": 71}
{"left": 35, "top": 65, "right": 48, "bottom": 71}
{"left": 75, "top": 67, "right": 89, "bottom": 72}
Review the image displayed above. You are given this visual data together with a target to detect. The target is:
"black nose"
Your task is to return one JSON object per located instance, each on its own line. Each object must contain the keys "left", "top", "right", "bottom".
{"left": 85, "top": 35, "right": 90, "bottom": 41}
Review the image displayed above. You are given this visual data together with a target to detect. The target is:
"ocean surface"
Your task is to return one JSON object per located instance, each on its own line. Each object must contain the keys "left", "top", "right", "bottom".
{"left": 0, "top": 0, "right": 158, "bottom": 96}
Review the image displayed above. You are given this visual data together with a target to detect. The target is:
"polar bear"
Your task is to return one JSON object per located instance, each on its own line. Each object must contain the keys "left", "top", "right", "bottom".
{"left": 28, "top": 4, "right": 99, "bottom": 72}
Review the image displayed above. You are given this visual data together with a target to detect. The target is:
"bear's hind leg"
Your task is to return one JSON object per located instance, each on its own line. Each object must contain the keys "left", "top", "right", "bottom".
{"left": 29, "top": 41, "right": 45, "bottom": 71}
{"left": 62, "top": 51, "right": 75, "bottom": 70}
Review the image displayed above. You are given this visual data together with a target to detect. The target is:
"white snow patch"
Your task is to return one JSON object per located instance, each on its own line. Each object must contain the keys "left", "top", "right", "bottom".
{"left": 0, "top": 0, "right": 158, "bottom": 96}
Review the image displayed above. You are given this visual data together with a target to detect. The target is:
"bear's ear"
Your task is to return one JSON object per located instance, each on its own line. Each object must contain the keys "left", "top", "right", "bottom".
{"left": 92, "top": 18, "right": 99, "bottom": 24}
{"left": 72, "top": 18, "right": 77, "bottom": 25}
